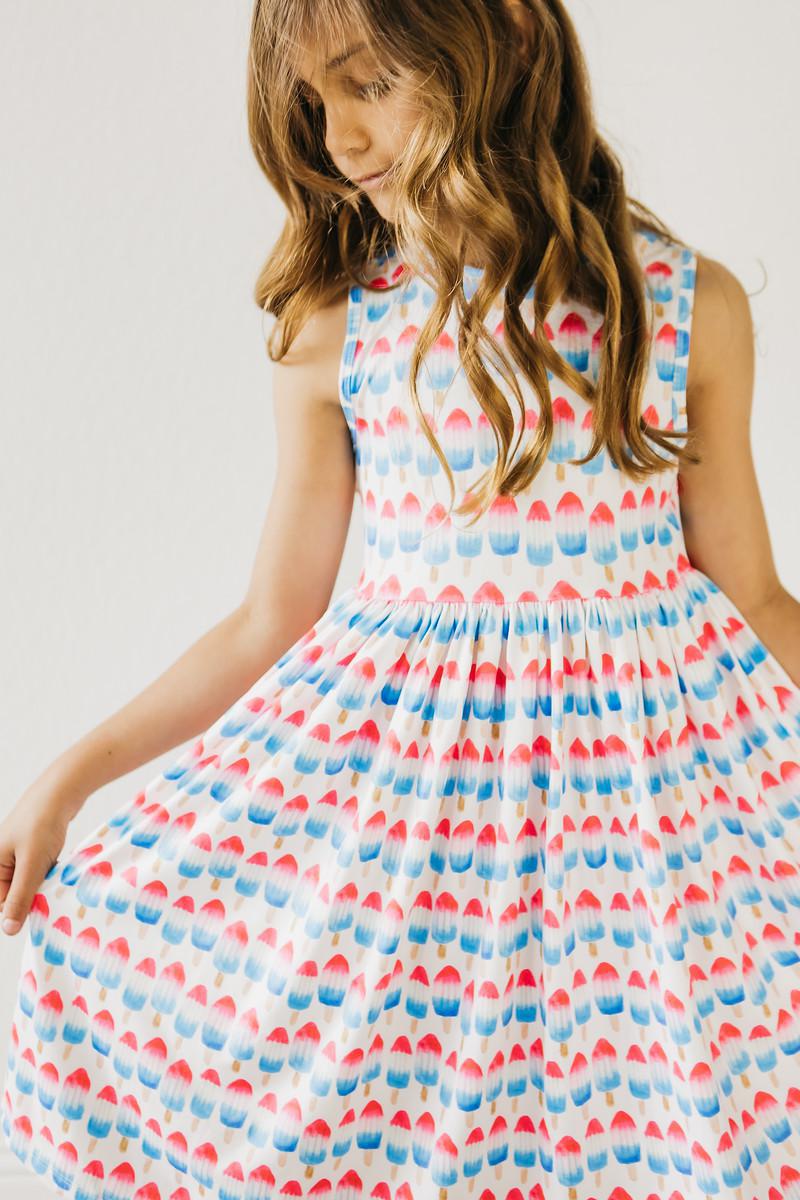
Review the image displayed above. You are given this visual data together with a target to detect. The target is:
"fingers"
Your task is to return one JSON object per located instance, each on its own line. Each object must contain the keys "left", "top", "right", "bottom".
{"left": 0, "top": 856, "right": 13, "bottom": 913}
{"left": 1, "top": 853, "right": 46, "bottom": 935}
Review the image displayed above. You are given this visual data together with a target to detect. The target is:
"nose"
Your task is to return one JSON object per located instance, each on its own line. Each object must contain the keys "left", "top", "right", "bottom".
{"left": 323, "top": 99, "right": 370, "bottom": 166}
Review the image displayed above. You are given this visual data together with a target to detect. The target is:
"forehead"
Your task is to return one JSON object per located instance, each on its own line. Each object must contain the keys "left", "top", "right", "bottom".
{"left": 292, "top": 35, "right": 376, "bottom": 84}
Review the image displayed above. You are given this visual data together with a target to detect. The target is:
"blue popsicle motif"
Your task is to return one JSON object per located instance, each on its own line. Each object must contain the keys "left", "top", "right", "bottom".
{"left": 4, "top": 228, "right": 800, "bottom": 1200}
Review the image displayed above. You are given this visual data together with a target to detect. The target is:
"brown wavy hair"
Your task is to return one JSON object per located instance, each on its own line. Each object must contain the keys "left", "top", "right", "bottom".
{"left": 247, "top": 0, "right": 701, "bottom": 523}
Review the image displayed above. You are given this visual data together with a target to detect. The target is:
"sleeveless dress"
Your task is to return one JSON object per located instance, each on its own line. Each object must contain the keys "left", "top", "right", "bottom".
{"left": 4, "top": 227, "right": 800, "bottom": 1200}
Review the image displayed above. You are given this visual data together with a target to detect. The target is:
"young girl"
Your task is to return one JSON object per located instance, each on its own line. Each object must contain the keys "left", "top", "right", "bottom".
{"left": 3, "top": 2, "right": 800, "bottom": 1198}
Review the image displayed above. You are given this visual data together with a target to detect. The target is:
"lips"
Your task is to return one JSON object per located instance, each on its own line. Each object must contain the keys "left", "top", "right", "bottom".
{"left": 355, "top": 167, "right": 391, "bottom": 184}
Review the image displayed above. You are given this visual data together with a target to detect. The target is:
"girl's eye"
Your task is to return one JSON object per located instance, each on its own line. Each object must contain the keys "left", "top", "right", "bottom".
{"left": 357, "top": 75, "right": 393, "bottom": 101}
{"left": 297, "top": 75, "right": 393, "bottom": 108}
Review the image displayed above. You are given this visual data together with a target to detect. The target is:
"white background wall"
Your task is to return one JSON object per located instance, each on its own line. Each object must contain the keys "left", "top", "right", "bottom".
{"left": 1, "top": 2, "right": 798, "bottom": 1192}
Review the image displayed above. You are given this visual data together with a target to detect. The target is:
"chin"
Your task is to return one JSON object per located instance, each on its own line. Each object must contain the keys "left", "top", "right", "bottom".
{"left": 368, "top": 189, "right": 396, "bottom": 213}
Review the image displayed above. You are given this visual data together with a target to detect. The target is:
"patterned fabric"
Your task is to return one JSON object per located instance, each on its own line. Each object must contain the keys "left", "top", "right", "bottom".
{"left": 4, "top": 227, "right": 800, "bottom": 1200}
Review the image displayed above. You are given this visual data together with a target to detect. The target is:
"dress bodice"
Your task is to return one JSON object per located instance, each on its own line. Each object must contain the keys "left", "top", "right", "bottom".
{"left": 338, "top": 229, "right": 697, "bottom": 606}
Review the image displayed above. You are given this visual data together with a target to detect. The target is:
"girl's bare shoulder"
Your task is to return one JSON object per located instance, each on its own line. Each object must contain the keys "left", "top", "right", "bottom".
{"left": 686, "top": 251, "right": 753, "bottom": 401}
{"left": 272, "top": 290, "right": 351, "bottom": 414}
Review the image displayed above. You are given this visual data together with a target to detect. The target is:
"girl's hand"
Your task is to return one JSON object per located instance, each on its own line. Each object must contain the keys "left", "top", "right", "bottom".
{"left": 0, "top": 789, "right": 75, "bottom": 936}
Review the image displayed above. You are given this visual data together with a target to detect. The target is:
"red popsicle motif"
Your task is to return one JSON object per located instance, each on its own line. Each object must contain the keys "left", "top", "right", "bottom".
{"left": 4, "top": 228, "right": 800, "bottom": 1199}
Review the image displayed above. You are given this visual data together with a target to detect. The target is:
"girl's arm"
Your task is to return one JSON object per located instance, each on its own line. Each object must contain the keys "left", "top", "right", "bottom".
{"left": 31, "top": 296, "right": 355, "bottom": 821}
{"left": 678, "top": 253, "right": 800, "bottom": 685}
{"left": 1, "top": 295, "right": 353, "bottom": 932}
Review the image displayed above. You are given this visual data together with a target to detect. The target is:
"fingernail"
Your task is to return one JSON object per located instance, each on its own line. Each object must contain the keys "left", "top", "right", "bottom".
{"left": 3, "top": 918, "right": 20, "bottom": 934}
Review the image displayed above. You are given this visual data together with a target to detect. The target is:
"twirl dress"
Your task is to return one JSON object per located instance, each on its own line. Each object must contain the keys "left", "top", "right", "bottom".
{"left": 4, "top": 227, "right": 800, "bottom": 1200}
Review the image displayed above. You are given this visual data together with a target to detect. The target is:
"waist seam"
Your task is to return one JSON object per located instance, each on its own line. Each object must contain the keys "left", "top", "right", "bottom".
{"left": 349, "top": 564, "right": 704, "bottom": 607}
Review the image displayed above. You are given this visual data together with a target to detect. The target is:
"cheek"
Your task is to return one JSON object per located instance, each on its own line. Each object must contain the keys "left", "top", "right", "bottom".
{"left": 381, "top": 97, "right": 423, "bottom": 155}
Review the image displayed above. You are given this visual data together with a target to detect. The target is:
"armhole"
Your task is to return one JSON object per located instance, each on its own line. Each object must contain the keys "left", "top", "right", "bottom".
{"left": 337, "top": 280, "right": 364, "bottom": 463}
{"left": 670, "top": 244, "right": 698, "bottom": 437}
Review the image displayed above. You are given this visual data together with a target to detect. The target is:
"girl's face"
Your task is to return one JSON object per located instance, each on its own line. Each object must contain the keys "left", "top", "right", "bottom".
{"left": 295, "top": 37, "right": 422, "bottom": 216}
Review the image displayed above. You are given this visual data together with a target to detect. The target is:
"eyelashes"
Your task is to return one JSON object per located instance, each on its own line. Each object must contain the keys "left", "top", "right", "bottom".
{"left": 297, "top": 74, "right": 394, "bottom": 110}
{"left": 359, "top": 75, "right": 393, "bottom": 101}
